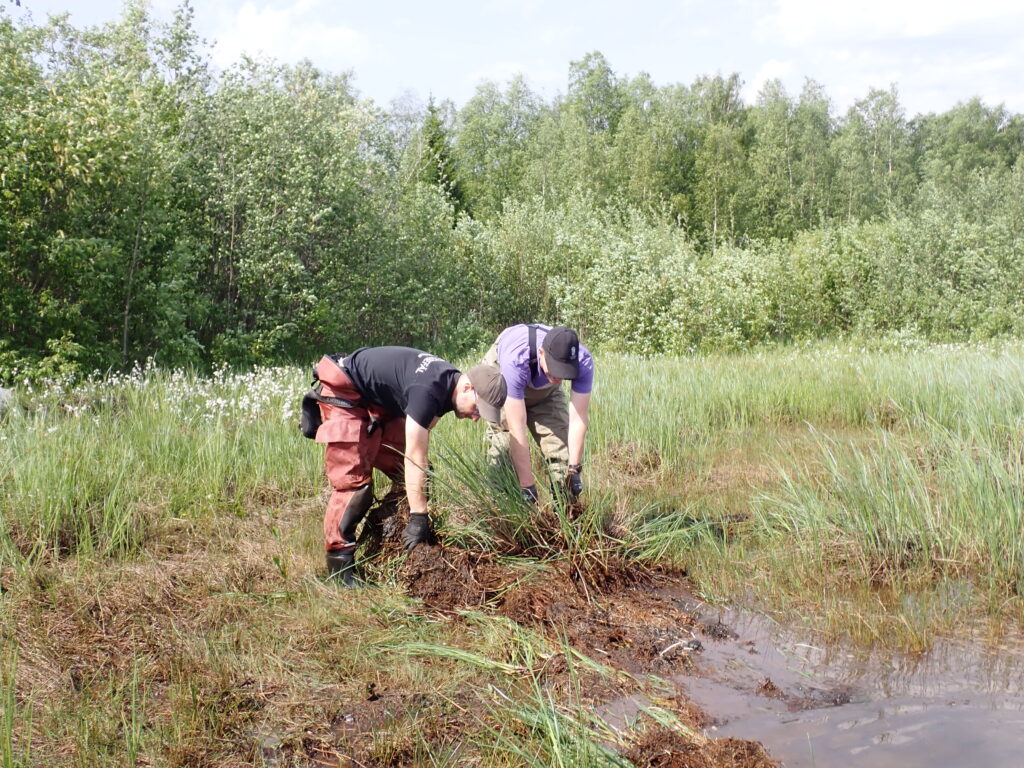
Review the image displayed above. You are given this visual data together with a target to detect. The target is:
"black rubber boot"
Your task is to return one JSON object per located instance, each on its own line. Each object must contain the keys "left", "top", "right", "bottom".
{"left": 338, "top": 484, "right": 374, "bottom": 544}
{"left": 326, "top": 547, "right": 359, "bottom": 588}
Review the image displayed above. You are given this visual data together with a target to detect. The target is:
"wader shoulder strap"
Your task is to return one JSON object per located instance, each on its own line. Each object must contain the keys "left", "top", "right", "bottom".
{"left": 310, "top": 355, "right": 369, "bottom": 409}
{"left": 527, "top": 324, "right": 539, "bottom": 381}
{"left": 301, "top": 355, "right": 381, "bottom": 439}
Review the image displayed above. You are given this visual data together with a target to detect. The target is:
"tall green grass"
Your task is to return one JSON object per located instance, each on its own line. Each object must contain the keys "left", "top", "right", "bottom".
{"left": 753, "top": 419, "right": 1024, "bottom": 598}
{"left": 1, "top": 651, "right": 31, "bottom": 768}
{"left": 4, "top": 341, "right": 1024, "bottom": 633}
{"left": 0, "top": 365, "right": 321, "bottom": 563}
{"left": 379, "top": 636, "right": 637, "bottom": 768}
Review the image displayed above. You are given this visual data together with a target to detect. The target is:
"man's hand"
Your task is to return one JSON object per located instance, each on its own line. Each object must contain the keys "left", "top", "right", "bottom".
{"left": 521, "top": 484, "right": 539, "bottom": 505}
{"left": 402, "top": 512, "right": 436, "bottom": 550}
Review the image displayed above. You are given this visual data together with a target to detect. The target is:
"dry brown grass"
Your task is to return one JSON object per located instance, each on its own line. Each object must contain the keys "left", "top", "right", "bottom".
{"left": 2, "top": 498, "right": 404, "bottom": 766}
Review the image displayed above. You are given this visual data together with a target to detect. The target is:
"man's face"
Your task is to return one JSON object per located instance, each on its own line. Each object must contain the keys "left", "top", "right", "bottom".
{"left": 454, "top": 384, "right": 481, "bottom": 421}
{"left": 538, "top": 349, "right": 563, "bottom": 385}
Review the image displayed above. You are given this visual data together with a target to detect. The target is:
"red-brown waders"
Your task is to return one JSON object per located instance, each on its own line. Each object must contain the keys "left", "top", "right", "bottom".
{"left": 314, "top": 356, "right": 405, "bottom": 559}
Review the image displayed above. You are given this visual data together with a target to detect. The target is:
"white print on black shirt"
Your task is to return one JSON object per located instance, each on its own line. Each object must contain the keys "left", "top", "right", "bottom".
{"left": 415, "top": 353, "right": 443, "bottom": 374}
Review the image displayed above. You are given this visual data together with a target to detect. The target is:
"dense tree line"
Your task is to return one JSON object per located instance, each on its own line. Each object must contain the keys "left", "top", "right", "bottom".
{"left": 2, "top": 3, "right": 1023, "bottom": 378}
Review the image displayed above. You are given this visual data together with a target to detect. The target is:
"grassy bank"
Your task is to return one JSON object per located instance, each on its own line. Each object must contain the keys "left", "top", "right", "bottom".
{"left": 2, "top": 342, "right": 1023, "bottom": 764}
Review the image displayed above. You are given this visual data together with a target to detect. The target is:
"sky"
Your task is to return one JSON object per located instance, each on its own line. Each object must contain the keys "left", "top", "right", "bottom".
{"left": 7, "top": 0, "right": 1024, "bottom": 118}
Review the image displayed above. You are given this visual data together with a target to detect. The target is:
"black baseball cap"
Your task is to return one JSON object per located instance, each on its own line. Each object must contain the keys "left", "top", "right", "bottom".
{"left": 542, "top": 326, "right": 581, "bottom": 380}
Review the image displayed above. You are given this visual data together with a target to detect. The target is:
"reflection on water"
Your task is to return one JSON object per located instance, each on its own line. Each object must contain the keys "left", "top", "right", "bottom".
{"left": 669, "top": 591, "right": 1024, "bottom": 767}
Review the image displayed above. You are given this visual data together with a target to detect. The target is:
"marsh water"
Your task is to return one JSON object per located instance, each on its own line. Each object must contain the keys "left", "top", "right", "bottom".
{"left": 669, "top": 591, "right": 1024, "bottom": 767}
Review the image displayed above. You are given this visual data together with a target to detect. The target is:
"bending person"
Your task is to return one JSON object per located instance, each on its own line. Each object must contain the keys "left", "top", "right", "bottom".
{"left": 313, "top": 346, "right": 507, "bottom": 585}
{"left": 477, "top": 325, "right": 593, "bottom": 504}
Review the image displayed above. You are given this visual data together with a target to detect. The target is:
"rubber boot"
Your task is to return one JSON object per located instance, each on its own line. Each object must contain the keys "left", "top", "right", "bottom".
{"left": 326, "top": 547, "right": 359, "bottom": 587}
{"left": 326, "top": 483, "right": 374, "bottom": 587}
{"left": 338, "top": 484, "right": 374, "bottom": 544}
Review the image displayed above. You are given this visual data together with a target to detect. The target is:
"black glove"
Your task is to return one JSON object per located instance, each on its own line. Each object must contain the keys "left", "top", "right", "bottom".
{"left": 566, "top": 473, "right": 583, "bottom": 501}
{"left": 521, "top": 484, "right": 539, "bottom": 505}
{"left": 566, "top": 464, "right": 583, "bottom": 501}
{"left": 402, "top": 513, "right": 435, "bottom": 550}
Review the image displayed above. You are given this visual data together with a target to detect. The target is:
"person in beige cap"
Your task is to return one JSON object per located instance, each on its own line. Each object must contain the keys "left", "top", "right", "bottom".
{"left": 310, "top": 346, "right": 507, "bottom": 585}
{"left": 478, "top": 324, "right": 593, "bottom": 504}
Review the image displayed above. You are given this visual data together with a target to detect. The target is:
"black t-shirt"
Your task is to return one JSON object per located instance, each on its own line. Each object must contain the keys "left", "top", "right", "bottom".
{"left": 345, "top": 347, "right": 460, "bottom": 428}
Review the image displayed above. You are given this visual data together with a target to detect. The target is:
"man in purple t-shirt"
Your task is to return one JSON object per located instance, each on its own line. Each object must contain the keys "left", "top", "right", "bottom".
{"left": 477, "top": 324, "right": 594, "bottom": 503}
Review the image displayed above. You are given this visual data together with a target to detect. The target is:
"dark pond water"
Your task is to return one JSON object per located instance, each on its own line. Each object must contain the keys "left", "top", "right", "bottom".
{"left": 673, "top": 593, "right": 1024, "bottom": 767}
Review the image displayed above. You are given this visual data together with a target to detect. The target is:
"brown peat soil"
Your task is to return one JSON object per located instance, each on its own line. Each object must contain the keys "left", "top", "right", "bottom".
{"left": 398, "top": 535, "right": 779, "bottom": 768}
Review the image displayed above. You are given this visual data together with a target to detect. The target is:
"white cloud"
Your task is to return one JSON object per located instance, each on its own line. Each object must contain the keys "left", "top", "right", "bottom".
{"left": 209, "top": 1, "right": 370, "bottom": 71}
{"left": 743, "top": 58, "right": 795, "bottom": 102}
{"left": 817, "top": 44, "right": 1024, "bottom": 114}
{"left": 750, "top": 0, "right": 1024, "bottom": 113}
{"left": 899, "top": 51, "right": 1024, "bottom": 113}
{"left": 767, "top": 0, "right": 1022, "bottom": 45}
{"left": 483, "top": 0, "right": 545, "bottom": 19}
{"left": 537, "top": 25, "right": 574, "bottom": 47}
{"left": 463, "top": 62, "right": 563, "bottom": 97}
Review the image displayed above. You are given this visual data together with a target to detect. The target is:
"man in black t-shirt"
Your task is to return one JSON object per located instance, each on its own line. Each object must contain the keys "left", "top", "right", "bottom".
{"left": 313, "top": 347, "right": 507, "bottom": 585}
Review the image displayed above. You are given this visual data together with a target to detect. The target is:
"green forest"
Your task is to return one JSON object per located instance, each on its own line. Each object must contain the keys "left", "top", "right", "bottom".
{"left": 2, "top": 1, "right": 1023, "bottom": 379}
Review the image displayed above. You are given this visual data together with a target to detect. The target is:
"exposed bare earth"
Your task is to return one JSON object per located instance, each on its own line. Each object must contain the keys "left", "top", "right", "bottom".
{"left": 399, "top": 541, "right": 778, "bottom": 768}
{"left": 3, "top": 502, "right": 778, "bottom": 767}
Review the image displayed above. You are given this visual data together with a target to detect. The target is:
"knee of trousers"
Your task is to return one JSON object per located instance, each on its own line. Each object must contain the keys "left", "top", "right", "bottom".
{"left": 485, "top": 425, "right": 512, "bottom": 460}
{"left": 324, "top": 437, "right": 375, "bottom": 491}
{"left": 324, "top": 483, "right": 373, "bottom": 549}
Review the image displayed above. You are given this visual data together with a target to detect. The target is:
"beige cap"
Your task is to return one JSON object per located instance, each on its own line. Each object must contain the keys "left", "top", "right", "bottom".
{"left": 466, "top": 364, "right": 507, "bottom": 423}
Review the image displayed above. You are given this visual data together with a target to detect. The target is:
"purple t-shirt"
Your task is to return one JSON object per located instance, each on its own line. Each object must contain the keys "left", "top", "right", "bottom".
{"left": 495, "top": 324, "right": 594, "bottom": 400}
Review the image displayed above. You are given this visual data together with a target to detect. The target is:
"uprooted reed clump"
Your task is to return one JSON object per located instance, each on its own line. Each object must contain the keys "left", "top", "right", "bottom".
{"left": 427, "top": 440, "right": 649, "bottom": 586}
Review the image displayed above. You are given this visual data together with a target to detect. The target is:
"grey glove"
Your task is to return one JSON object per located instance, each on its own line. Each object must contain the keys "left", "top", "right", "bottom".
{"left": 521, "top": 484, "right": 539, "bottom": 505}
{"left": 402, "top": 513, "right": 436, "bottom": 550}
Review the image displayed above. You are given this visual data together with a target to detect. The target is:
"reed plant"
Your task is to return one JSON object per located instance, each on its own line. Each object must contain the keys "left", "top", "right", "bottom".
{"left": 429, "top": 428, "right": 626, "bottom": 567}
{"left": 474, "top": 681, "right": 634, "bottom": 768}
{"left": 626, "top": 341, "right": 1024, "bottom": 643}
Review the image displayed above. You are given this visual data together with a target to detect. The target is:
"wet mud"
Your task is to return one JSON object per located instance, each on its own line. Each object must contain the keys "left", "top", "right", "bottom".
{"left": 625, "top": 727, "right": 778, "bottom": 768}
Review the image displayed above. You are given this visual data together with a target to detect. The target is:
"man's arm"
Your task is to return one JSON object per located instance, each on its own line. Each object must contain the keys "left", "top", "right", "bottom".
{"left": 567, "top": 391, "right": 591, "bottom": 466}
{"left": 503, "top": 397, "right": 535, "bottom": 488}
{"left": 404, "top": 417, "right": 432, "bottom": 513}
